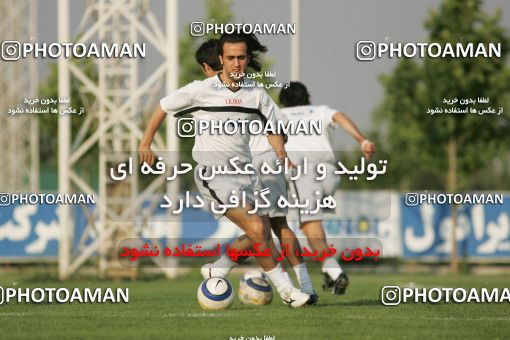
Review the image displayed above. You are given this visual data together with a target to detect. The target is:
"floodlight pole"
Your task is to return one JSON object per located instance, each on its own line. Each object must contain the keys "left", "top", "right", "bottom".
{"left": 58, "top": 0, "right": 71, "bottom": 280}
{"left": 164, "top": 0, "right": 181, "bottom": 277}
{"left": 290, "top": 0, "right": 300, "bottom": 81}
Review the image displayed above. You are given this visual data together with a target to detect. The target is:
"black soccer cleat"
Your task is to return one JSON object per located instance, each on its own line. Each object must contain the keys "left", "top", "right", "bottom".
{"left": 322, "top": 272, "right": 334, "bottom": 291}
{"left": 332, "top": 272, "right": 349, "bottom": 295}
{"left": 322, "top": 272, "right": 349, "bottom": 295}
{"left": 306, "top": 291, "right": 319, "bottom": 305}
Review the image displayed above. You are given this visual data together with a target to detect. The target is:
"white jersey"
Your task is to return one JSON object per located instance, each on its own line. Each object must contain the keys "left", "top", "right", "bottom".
{"left": 160, "top": 74, "right": 277, "bottom": 166}
{"left": 249, "top": 110, "right": 288, "bottom": 158}
{"left": 280, "top": 105, "right": 337, "bottom": 164}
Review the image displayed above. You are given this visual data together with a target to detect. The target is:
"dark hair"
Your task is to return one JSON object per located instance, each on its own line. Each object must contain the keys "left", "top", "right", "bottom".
{"left": 217, "top": 32, "right": 268, "bottom": 71}
{"left": 195, "top": 39, "right": 222, "bottom": 71}
{"left": 279, "top": 81, "right": 311, "bottom": 107}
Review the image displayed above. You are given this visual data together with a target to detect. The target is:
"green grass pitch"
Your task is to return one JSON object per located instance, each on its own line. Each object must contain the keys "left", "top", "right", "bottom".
{"left": 0, "top": 270, "right": 509, "bottom": 339}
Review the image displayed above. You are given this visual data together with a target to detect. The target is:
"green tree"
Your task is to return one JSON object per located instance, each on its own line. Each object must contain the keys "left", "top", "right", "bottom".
{"left": 375, "top": 0, "right": 510, "bottom": 272}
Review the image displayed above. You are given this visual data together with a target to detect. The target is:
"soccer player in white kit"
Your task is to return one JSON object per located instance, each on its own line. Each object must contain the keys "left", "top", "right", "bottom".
{"left": 138, "top": 33, "right": 310, "bottom": 307}
{"left": 194, "top": 39, "right": 318, "bottom": 304}
{"left": 279, "top": 82, "right": 376, "bottom": 295}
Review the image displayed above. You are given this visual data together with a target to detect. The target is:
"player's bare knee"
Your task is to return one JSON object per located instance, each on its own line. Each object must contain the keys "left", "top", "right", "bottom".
{"left": 245, "top": 223, "right": 266, "bottom": 243}
{"left": 300, "top": 220, "right": 321, "bottom": 231}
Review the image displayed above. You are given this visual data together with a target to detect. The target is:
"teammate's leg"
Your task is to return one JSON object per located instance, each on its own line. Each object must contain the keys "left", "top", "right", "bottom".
{"left": 269, "top": 216, "right": 317, "bottom": 302}
{"left": 300, "top": 220, "right": 348, "bottom": 295}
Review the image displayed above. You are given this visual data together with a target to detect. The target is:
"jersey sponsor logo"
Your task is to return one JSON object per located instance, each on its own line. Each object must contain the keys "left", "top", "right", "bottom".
{"left": 225, "top": 98, "right": 242, "bottom": 105}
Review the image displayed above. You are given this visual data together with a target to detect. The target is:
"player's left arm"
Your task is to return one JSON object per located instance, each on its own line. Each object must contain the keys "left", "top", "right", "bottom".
{"left": 138, "top": 104, "right": 167, "bottom": 165}
{"left": 266, "top": 134, "right": 285, "bottom": 157}
{"left": 332, "top": 111, "right": 375, "bottom": 160}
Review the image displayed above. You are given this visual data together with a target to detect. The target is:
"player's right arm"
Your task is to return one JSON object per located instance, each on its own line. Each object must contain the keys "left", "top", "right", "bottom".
{"left": 138, "top": 105, "right": 166, "bottom": 166}
{"left": 138, "top": 80, "right": 201, "bottom": 165}
{"left": 332, "top": 111, "right": 375, "bottom": 160}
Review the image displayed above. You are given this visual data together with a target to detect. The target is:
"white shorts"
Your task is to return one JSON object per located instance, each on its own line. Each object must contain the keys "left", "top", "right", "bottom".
{"left": 194, "top": 164, "right": 269, "bottom": 219}
{"left": 288, "top": 162, "right": 340, "bottom": 223}
{"left": 252, "top": 150, "right": 288, "bottom": 218}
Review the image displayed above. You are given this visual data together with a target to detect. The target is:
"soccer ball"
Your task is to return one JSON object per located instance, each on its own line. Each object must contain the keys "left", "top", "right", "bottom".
{"left": 197, "top": 277, "right": 234, "bottom": 310}
{"left": 239, "top": 275, "right": 273, "bottom": 305}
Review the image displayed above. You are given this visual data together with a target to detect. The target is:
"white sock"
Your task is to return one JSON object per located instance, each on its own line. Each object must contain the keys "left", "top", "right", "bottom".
{"left": 211, "top": 254, "right": 238, "bottom": 276}
{"left": 293, "top": 263, "right": 314, "bottom": 295}
{"left": 265, "top": 263, "right": 293, "bottom": 294}
{"left": 283, "top": 270, "right": 292, "bottom": 284}
{"left": 322, "top": 257, "right": 343, "bottom": 281}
